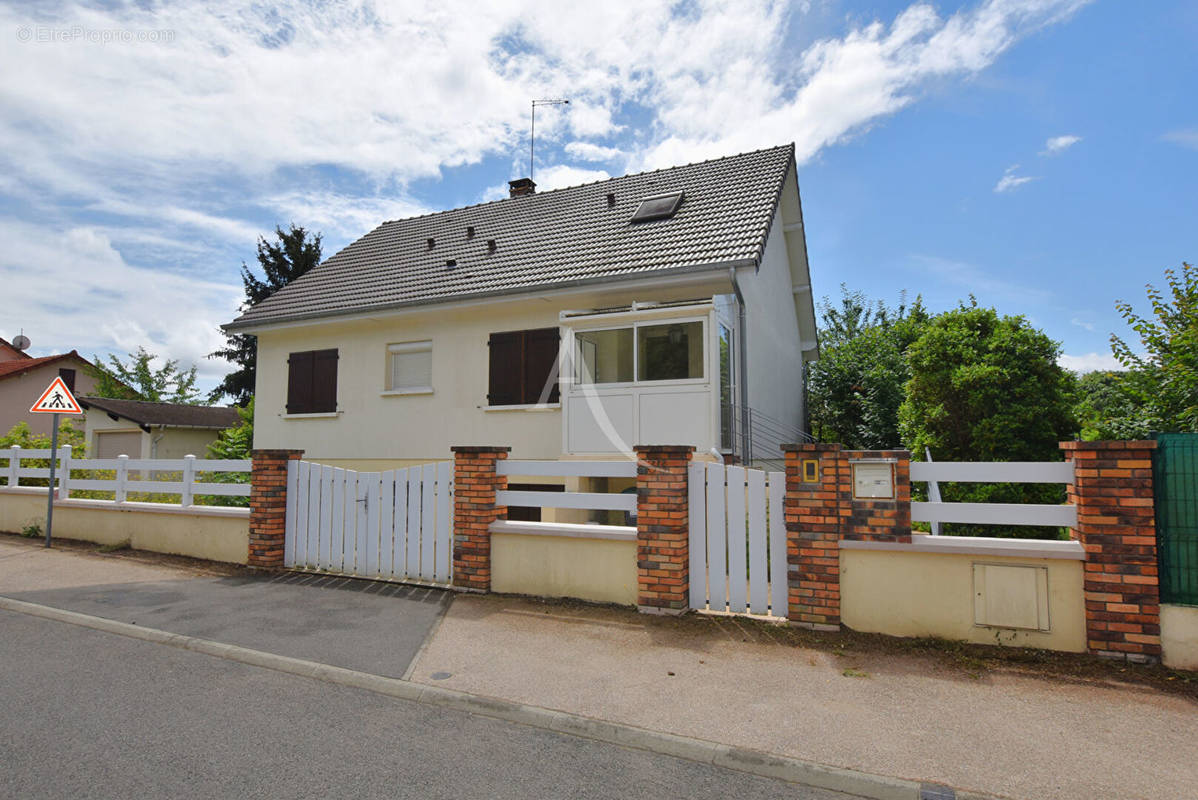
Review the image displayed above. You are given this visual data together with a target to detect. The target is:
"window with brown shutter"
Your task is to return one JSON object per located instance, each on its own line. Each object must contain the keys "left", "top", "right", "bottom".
{"left": 58, "top": 368, "right": 76, "bottom": 392}
{"left": 287, "top": 349, "right": 338, "bottom": 413}
{"left": 487, "top": 328, "right": 560, "bottom": 406}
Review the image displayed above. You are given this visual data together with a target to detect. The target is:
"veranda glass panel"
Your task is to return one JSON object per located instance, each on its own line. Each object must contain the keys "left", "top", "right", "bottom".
{"left": 638, "top": 322, "right": 704, "bottom": 382}
{"left": 574, "top": 328, "right": 634, "bottom": 384}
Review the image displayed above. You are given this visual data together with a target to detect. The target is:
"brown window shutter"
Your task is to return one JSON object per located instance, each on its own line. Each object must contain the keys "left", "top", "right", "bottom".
{"left": 287, "top": 351, "right": 315, "bottom": 413}
{"left": 523, "top": 328, "right": 561, "bottom": 404}
{"left": 311, "top": 349, "right": 339, "bottom": 412}
{"left": 58, "top": 368, "right": 76, "bottom": 393}
{"left": 487, "top": 332, "right": 523, "bottom": 406}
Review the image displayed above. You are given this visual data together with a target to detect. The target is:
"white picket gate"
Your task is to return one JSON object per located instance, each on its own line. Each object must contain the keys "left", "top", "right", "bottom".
{"left": 688, "top": 462, "right": 788, "bottom": 618}
{"left": 284, "top": 461, "right": 453, "bottom": 585}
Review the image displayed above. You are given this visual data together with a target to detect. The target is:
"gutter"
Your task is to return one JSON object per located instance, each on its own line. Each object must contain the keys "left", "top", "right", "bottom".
{"left": 223, "top": 257, "right": 758, "bottom": 335}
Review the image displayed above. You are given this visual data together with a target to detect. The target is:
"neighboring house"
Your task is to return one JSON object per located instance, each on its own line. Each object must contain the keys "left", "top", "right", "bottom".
{"left": 0, "top": 348, "right": 101, "bottom": 438}
{"left": 79, "top": 397, "right": 240, "bottom": 459}
{"left": 224, "top": 144, "right": 819, "bottom": 470}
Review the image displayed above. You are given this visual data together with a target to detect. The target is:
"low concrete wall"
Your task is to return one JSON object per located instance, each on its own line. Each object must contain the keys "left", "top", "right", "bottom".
{"left": 840, "top": 546, "right": 1087, "bottom": 652}
{"left": 491, "top": 528, "right": 637, "bottom": 606}
{"left": 0, "top": 489, "right": 249, "bottom": 565}
{"left": 1161, "top": 604, "right": 1198, "bottom": 670}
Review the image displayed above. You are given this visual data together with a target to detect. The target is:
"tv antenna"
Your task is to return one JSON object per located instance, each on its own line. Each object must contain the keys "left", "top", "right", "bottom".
{"left": 530, "top": 98, "right": 569, "bottom": 183}
{"left": 11, "top": 330, "right": 30, "bottom": 351}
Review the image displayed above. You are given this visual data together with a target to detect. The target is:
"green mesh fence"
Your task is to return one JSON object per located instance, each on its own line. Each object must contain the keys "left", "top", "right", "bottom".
{"left": 1153, "top": 433, "right": 1198, "bottom": 606}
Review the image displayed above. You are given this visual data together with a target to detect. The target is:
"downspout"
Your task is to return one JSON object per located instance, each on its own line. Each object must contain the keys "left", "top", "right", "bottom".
{"left": 151, "top": 425, "right": 166, "bottom": 459}
{"left": 729, "top": 267, "right": 750, "bottom": 463}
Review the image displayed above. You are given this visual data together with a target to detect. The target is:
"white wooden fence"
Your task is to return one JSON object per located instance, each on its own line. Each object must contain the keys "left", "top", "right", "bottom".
{"left": 0, "top": 446, "right": 250, "bottom": 506}
{"left": 688, "top": 462, "right": 788, "bottom": 618}
{"left": 284, "top": 461, "right": 453, "bottom": 584}
{"left": 910, "top": 460, "right": 1077, "bottom": 530}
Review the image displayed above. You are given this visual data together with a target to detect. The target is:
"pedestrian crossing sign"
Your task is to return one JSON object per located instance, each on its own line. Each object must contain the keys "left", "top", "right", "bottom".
{"left": 30, "top": 376, "right": 83, "bottom": 415}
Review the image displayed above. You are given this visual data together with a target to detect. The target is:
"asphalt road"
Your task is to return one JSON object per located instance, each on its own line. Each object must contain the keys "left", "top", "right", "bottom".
{"left": 6, "top": 571, "right": 450, "bottom": 678}
{"left": 0, "top": 610, "right": 855, "bottom": 800}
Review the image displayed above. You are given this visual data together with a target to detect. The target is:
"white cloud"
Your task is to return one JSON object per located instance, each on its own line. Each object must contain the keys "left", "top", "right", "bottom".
{"left": 1069, "top": 316, "right": 1095, "bottom": 331}
{"left": 1058, "top": 352, "right": 1121, "bottom": 373}
{"left": 534, "top": 165, "right": 611, "bottom": 191}
{"left": 994, "top": 164, "right": 1037, "bottom": 193}
{"left": 0, "top": 0, "right": 1094, "bottom": 390}
{"left": 564, "top": 142, "right": 625, "bottom": 163}
{"left": 0, "top": 221, "right": 242, "bottom": 386}
{"left": 1162, "top": 129, "right": 1198, "bottom": 150}
{"left": 1041, "top": 134, "right": 1081, "bottom": 155}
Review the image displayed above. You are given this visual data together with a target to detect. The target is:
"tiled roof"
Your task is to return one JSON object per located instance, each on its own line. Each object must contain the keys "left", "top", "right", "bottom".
{"left": 227, "top": 144, "right": 795, "bottom": 330}
{"left": 0, "top": 352, "right": 85, "bottom": 380}
{"left": 79, "top": 397, "right": 241, "bottom": 430}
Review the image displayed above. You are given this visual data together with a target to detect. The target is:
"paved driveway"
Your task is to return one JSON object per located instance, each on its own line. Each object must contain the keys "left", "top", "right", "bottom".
{"left": 1, "top": 537, "right": 449, "bottom": 678}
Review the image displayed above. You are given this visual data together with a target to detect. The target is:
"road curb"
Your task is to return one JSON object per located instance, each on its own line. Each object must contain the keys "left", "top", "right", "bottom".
{"left": 2, "top": 594, "right": 925, "bottom": 800}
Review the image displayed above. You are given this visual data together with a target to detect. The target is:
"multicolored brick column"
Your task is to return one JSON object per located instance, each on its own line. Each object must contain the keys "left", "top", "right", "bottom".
{"left": 248, "top": 448, "right": 303, "bottom": 568}
{"left": 634, "top": 445, "right": 694, "bottom": 614}
{"left": 1061, "top": 440, "right": 1160, "bottom": 662}
{"left": 451, "top": 445, "right": 510, "bottom": 592}
{"left": 782, "top": 445, "right": 911, "bottom": 629}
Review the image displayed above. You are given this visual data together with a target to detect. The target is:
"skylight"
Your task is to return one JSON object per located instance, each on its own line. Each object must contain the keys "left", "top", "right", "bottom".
{"left": 630, "top": 190, "right": 684, "bottom": 223}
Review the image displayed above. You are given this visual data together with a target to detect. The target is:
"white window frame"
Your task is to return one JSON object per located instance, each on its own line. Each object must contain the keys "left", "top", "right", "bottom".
{"left": 569, "top": 316, "right": 709, "bottom": 389}
{"left": 383, "top": 340, "right": 434, "bottom": 396}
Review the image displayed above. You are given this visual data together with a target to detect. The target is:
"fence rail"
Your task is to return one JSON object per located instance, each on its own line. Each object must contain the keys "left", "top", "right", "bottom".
{"left": 909, "top": 459, "right": 1075, "bottom": 531}
{"left": 0, "top": 446, "right": 250, "bottom": 507}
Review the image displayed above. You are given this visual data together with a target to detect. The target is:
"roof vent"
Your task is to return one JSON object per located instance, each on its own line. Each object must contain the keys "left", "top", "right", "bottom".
{"left": 606, "top": 193, "right": 616, "bottom": 207}
{"left": 487, "top": 239, "right": 497, "bottom": 253}
{"left": 466, "top": 226, "right": 475, "bottom": 239}
{"left": 446, "top": 259, "right": 457, "bottom": 269}
{"left": 508, "top": 178, "right": 536, "bottom": 198}
{"left": 427, "top": 237, "right": 435, "bottom": 250}
{"left": 631, "top": 191, "right": 684, "bottom": 223}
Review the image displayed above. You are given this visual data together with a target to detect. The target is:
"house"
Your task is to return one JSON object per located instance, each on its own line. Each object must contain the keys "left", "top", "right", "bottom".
{"left": 223, "top": 144, "right": 819, "bottom": 473}
{"left": 0, "top": 345, "right": 101, "bottom": 438}
{"left": 78, "top": 397, "right": 241, "bottom": 459}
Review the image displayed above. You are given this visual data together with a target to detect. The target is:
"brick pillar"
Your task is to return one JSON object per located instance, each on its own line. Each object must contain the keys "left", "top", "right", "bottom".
{"left": 783, "top": 443, "right": 844, "bottom": 629}
{"left": 451, "top": 446, "right": 510, "bottom": 592}
{"left": 634, "top": 445, "right": 694, "bottom": 614}
{"left": 782, "top": 445, "right": 911, "bottom": 629}
{"left": 1061, "top": 440, "right": 1160, "bottom": 663}
{"left": 248, "top": 449, "right": 303, "bottom": 568}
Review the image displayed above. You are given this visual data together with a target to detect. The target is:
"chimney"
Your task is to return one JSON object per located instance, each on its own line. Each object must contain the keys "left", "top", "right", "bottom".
{"left": 508, "top": 177, "right": 536, "bottom": 198}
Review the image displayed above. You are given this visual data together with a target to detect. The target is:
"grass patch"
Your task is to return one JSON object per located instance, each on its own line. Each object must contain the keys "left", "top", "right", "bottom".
{"left": 97, "top": 540, "right": 131, "bottom": 554}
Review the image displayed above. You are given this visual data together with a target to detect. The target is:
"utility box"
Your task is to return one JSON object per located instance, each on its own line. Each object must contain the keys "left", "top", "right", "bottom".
{"left": 851, "top": 461, "right": 894, "bottom": 499}
{"left": 973, "top": 563, "right": 1050, "bottom": 631}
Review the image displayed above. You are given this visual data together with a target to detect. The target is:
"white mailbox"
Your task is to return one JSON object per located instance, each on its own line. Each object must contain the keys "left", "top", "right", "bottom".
{"left": 852, "top": 461, "right": 894, "bottom": 499}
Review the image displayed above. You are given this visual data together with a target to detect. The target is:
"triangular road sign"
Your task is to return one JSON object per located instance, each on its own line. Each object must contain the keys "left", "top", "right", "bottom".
{"left": 30, "top": 376, "right": 83, "bottom": 415}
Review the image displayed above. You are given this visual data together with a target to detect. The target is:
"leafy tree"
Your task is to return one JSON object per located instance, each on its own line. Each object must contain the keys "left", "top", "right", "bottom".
{"left": 201, "top": 399, "right": 253, "bottom": 507}
{"left": 209, "top": 224, "right": 323, "bottom": 405}
{"left": 899, "top": 300, "right": 1077, "bottom": 538}
{"left": 806, "top": 286, "right": 929, "bottom": 449}
{"left": 88, "top": 347, "right": 201, "bottom": 404}
{"left": 1110, "top": 262, "right": 1198, "bottom": 432}
{"left": 1, "top": 420, "right": 85, "bottom": 451}
{"left": 206, "top": 398, "right": 254, "bottom": 460}
{"left": 1072, "top": 370, "right": 1153, "bottom": 440}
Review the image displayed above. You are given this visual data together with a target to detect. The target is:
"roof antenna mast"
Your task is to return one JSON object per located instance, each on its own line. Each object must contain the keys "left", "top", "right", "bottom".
{"left": 530, "top": 98, "right": 569, "bottom": 183}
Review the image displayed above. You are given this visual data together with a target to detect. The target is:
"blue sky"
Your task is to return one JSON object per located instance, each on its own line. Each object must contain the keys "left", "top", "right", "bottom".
{"left": 0, "top": 0, "right": 1194, "bottom": 397}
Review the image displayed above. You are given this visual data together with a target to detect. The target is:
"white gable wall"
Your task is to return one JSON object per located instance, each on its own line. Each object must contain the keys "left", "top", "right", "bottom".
{"left": 733, "top": 203, "right": 807, "bottom": 444}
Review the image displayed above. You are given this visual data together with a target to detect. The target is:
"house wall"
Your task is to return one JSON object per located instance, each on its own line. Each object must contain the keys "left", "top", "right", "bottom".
{"left": 735, "top": 201, "right": 806, "bottom": 439}
{"left": 0, "top": 357, "right": 98, "bottom": 439}
{"left": 152, "top": 428, "right": 222, "bottom": 459}
{"left": 252, "top": 277, "right": 730, "bottom": 464}
{"left": 84, "top": 411, "right": 148, "bottom": 457}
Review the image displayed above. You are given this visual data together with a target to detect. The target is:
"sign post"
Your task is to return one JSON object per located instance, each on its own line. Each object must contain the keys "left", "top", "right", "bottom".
{"left": 29, "top": 377, "right": 83, "bottom": 548}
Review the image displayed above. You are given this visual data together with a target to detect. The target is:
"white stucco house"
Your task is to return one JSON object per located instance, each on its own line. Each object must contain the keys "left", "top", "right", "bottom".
{"left": 224, "top": 144, "right": 819, "bottom": 471}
